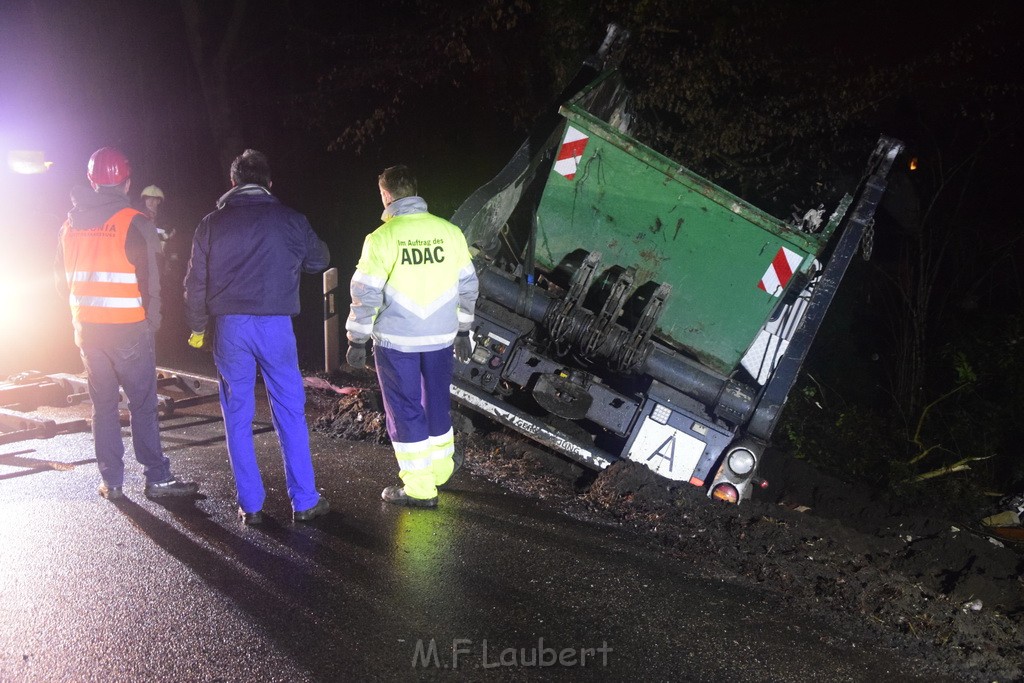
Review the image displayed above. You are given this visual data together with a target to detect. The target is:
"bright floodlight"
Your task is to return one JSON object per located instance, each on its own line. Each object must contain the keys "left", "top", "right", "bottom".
{"left": 0, "top": 274, "right": 28, "bottom": 330}
{"left": 7, "top": 150, "right": 53, "bottom": 174}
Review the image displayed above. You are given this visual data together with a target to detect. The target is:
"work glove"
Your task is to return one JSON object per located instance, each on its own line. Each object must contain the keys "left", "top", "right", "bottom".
{"left": 454, "top": 331, "right": 473, "bottom": 363}
{"left": 346, "top": 341, "right": 368, "bottom": 369}
{"left": 187, "top": 330, "right": 205, "bottom": 349}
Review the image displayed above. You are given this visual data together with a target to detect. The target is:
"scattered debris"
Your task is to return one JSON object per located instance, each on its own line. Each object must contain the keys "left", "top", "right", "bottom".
{"left": 962, "top": 598, "right": 984, "bottom": 613}
{"left": 981, "top": 510, "right": 1021, "bottom": 529}
{"left": 302, "top": 376, "right": 360, "bottom": 395}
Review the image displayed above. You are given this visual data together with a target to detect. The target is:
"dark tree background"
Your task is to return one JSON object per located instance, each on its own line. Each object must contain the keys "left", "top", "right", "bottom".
{"left": 1, "top": 0, "right": 1021, "bottom": 506}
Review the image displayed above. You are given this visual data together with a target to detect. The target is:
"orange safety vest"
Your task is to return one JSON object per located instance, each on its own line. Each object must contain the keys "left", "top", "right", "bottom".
{"left": 61, "top": 207, "right": 146, "bottom": 325}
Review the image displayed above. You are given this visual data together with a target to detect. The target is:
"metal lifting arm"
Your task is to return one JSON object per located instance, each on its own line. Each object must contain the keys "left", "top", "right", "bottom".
{"left": 746, "top": 136, "right": 904, "bottom": 440}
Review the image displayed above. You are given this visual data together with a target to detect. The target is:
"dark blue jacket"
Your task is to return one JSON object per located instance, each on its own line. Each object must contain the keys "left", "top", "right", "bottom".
{"left": 184, "top": 184, "right": 330, "bottom": 333}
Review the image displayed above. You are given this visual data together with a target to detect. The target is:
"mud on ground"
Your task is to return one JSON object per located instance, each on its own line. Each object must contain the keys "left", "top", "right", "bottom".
{"left": 309, "top": 383, "right": 1023, "bottom": 682}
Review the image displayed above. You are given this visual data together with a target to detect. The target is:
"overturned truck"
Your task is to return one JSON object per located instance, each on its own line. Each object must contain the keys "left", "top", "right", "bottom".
{"left": 449, "top": 26, "right": 902, "bottom": 503}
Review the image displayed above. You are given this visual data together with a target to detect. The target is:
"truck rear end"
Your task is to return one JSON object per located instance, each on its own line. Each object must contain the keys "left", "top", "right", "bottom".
{"left": 451, "top": 27, "right": 902, "bottom": 502}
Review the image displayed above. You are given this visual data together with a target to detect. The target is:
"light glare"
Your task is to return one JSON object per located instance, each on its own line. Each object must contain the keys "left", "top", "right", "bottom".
{"left": 0, "top": 276, "right": 29, "bottom": 329}
{"left": 7, "top": 150, "right": 53, "bottom": 175}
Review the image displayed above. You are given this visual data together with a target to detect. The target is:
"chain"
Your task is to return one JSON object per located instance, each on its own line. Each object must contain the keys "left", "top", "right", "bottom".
{"left": 861, "top": 219, "right": 875, "bottom": 261}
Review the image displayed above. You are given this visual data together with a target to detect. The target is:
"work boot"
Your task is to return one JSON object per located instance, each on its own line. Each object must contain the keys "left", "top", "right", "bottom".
{"left": 238, "top": 507, "right": 264, "bottom": 526}
{"left": 381, "top": 486, "right": 437, "bottom": 508}
{"left": 144, "top": 477, "right": 199, "bottom": 498}
{"left": 293, "top": 496, "right": 330, "bottom": 523}
{"left": 98, "top": 482, "right": 123, "bottom": 500}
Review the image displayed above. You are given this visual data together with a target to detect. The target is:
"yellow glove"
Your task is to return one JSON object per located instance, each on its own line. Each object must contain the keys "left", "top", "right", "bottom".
{"left": 187, "top": 331, "right": 205, "bottom": 349}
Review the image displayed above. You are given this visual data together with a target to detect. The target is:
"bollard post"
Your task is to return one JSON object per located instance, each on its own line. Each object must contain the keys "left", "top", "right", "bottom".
{"left": 323, "top": 267, "right": 340, "bottom": 374}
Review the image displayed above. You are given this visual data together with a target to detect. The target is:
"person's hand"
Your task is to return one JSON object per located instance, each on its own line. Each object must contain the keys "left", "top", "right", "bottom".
{"left": 187, "top": 331, "right": 205, "bottom": 349}
{"left": 454, "top": 331, "right": 473, "bottom": 363}
{"left": 346, "top": 341, "right": 367, "bottom": 369}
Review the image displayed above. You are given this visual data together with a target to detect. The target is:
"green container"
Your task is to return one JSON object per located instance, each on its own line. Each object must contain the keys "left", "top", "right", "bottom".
{"left": 535, "top": 74, "right": 837, "bottom": 376}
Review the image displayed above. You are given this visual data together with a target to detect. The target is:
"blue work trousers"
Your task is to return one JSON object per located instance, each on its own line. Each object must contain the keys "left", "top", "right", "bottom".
{"left": 213, "top": 315, "right": 319, "bottom": 514}
{"left": 79, "top": 321, "right": 171, "bottom": 486}
{"left": 374, "top": 345, "right": 455, "bottom": 499}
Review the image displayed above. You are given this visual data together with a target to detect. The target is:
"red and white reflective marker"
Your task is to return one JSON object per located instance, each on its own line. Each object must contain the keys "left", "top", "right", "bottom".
{"left": 553, "top": 126, "right": 590, "bottom": 180}
{"left": 758, "top": 246, "right": 802, "bottom": 296}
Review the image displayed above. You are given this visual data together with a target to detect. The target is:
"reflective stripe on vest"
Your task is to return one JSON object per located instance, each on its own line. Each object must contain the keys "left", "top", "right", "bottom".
{"left": 62, "top": 207, "right": 146, "bottom": 324}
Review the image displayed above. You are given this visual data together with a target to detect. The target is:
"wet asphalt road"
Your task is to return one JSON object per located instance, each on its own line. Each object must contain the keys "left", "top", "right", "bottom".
{"left": 1, "top": 389, "right": 959, "bottom": 682}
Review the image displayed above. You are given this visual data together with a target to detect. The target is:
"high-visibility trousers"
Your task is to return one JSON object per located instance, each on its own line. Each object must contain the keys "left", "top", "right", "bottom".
{"left": 374, "top": 345, "right": 455, "bottom": 500}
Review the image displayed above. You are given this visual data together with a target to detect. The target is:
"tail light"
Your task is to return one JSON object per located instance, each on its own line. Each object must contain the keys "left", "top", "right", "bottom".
{"left": 711, "top": 483, "right": 739, "bottom": 504}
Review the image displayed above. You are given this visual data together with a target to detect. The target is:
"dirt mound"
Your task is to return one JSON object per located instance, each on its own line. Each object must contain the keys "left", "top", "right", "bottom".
{"left": 582, "top": 459, "right": 1024, "bottom": 680}
{"left": 755, "top": 451, "right": 1024, "bottom": 617}
{"left": 306, "top": 391, "right": 1024, "bottom": 681}
{"left": 311, "top": 388, "right": 390, "bottom": 445}
{"left": 459, "top": 429, "right": 595, "bottom": 501}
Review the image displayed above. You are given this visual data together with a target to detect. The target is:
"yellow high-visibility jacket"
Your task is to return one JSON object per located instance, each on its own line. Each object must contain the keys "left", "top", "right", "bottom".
{"left": 347, "top": 197, "right": 478, "bottom": 352}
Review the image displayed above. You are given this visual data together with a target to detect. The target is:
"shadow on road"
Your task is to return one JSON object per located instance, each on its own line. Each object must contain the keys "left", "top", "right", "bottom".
{"left": 108, "top": 495, "right": 385, "bottom": 677}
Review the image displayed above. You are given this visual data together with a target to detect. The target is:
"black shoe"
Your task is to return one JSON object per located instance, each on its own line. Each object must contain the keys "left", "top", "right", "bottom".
{"left": 381, "top": 486, "right": 437, "bottom": 508}
{"left": 145, "top": 477, "right": 199, "bottom": 498}
{"left": 238, "top": 507, "right": 264, "bottom": 526}
{"left": 98, "top": 483, "right": 123, "bottom": 500}
{"left": 293, "top": 496, "right": 329, "bottom": 523}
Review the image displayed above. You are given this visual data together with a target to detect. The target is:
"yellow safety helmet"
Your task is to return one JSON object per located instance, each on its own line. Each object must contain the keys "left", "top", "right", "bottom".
{"left": 141, "top": 185, "right": 165, "bottom": 200}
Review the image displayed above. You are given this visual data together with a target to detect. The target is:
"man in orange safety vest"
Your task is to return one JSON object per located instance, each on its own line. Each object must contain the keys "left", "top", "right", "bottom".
{"left": 55, "top": 147, "right": 199, "bottom": 500}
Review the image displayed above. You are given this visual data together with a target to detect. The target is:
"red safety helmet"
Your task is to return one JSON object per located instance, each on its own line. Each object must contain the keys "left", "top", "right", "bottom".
{"left": 87, "top": 147, "right": 131, "bottom": 188}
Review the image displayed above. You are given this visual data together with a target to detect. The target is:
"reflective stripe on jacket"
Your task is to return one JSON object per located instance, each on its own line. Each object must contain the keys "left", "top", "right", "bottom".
{"left": 347, "top": 208, "right": 478, "bottom": 353}
{"left": 61, "top": 207, "right": 146, "bottom": 325}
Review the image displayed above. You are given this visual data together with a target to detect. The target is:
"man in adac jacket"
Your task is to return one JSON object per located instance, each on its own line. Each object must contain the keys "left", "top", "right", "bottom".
{"left": 184, "top": 149, "right": 331, "bottom": 525}
{"left": 55, "top": 147, "right": 199, "bottom": 500}
{"left": 346, "top": 164, "right": 479, "bottom": 508}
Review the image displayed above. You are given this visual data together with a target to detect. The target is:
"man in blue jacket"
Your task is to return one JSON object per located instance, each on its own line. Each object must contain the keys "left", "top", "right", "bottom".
{"left": 184, "top": 149, "right": 331, "bottom": 525}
